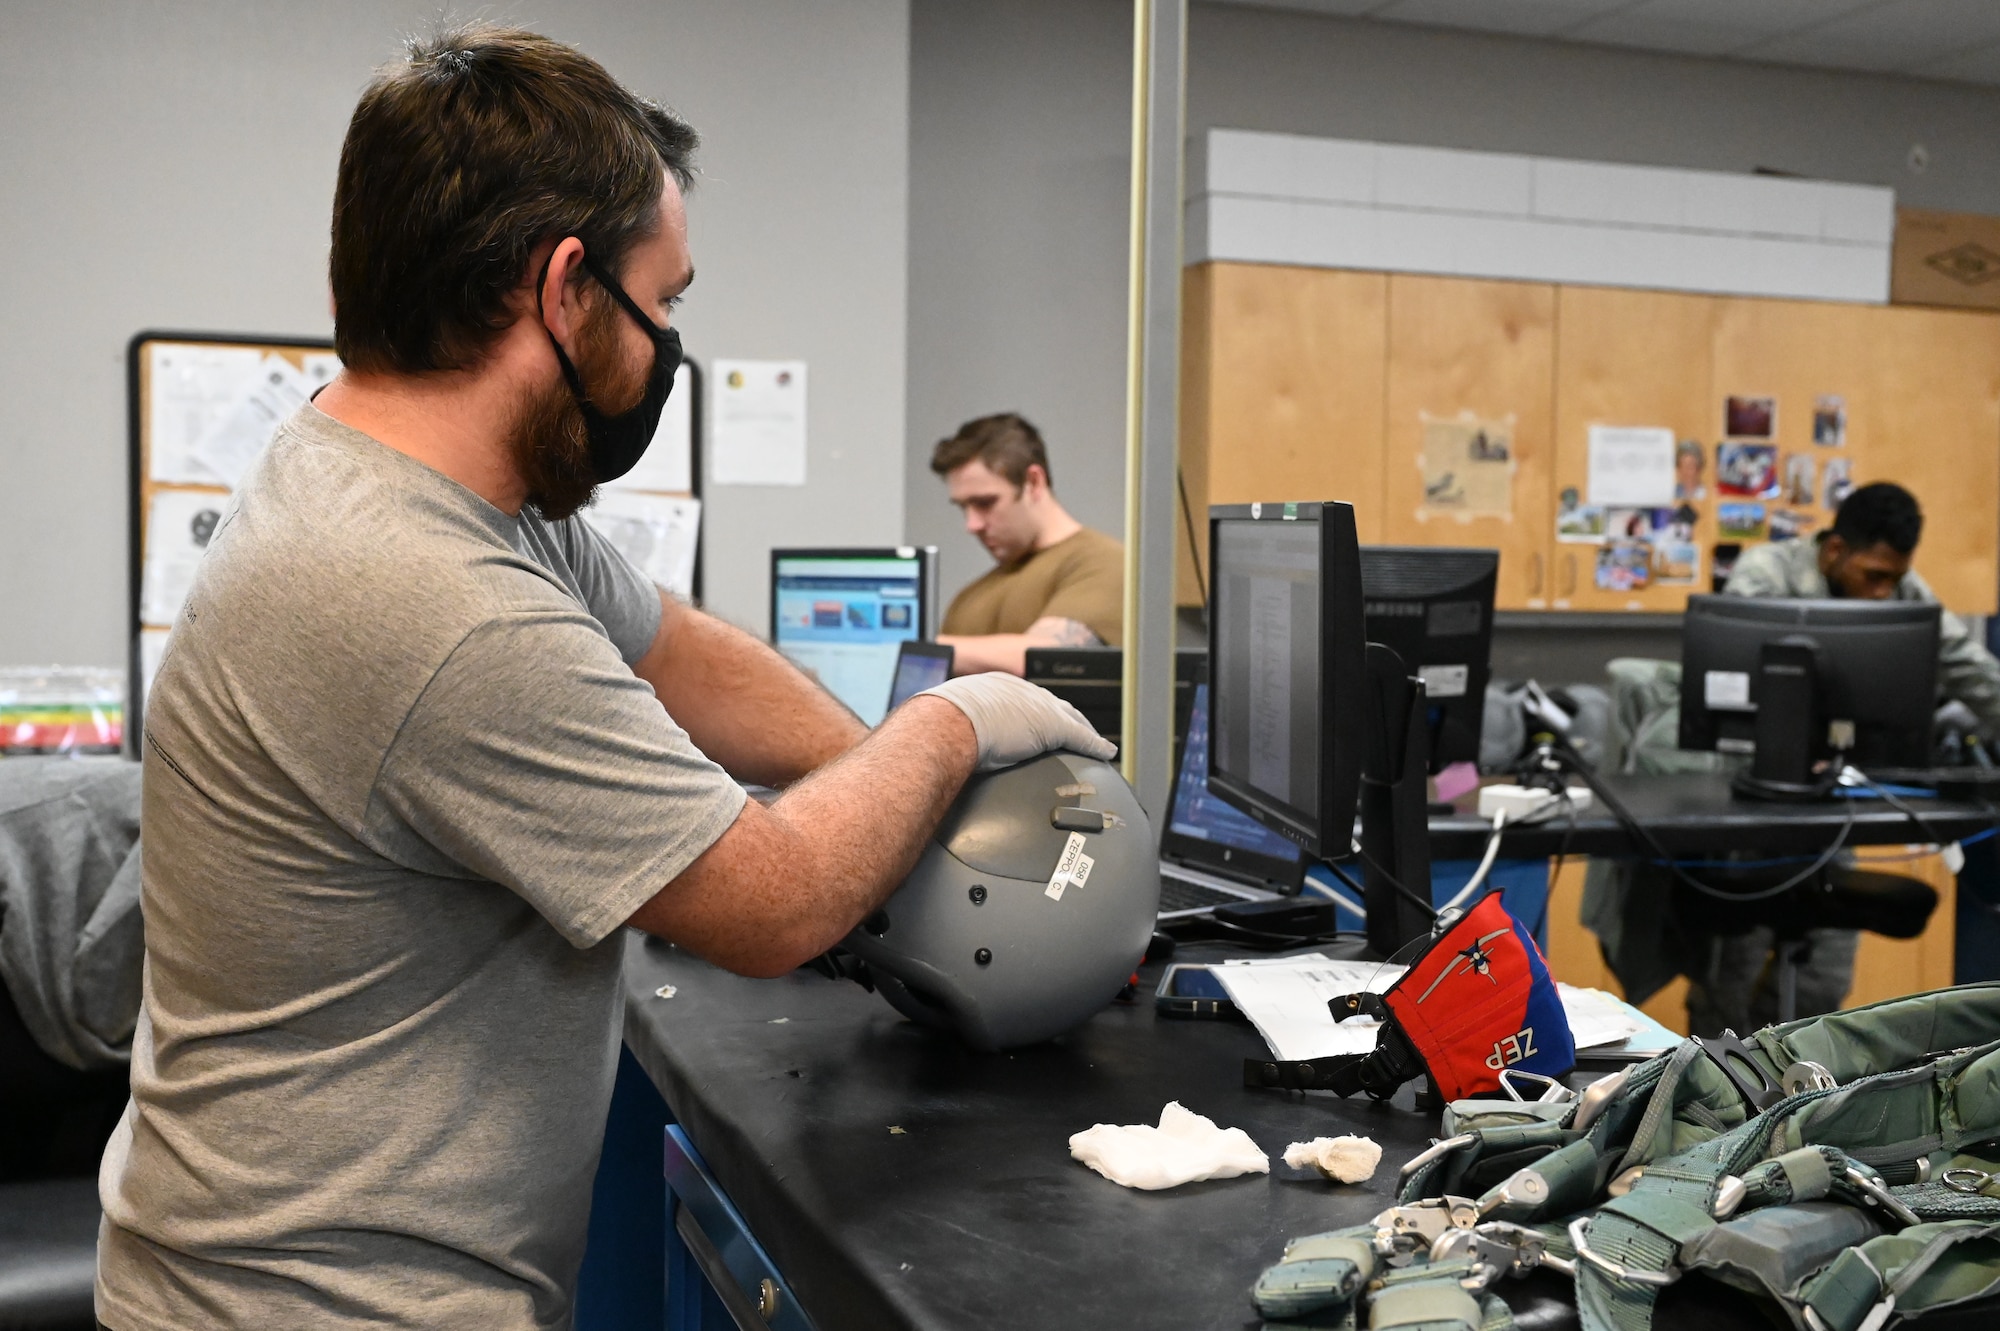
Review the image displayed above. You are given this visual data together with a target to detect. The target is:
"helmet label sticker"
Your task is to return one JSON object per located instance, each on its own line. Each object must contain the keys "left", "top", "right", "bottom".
{"left": 1046, "top": 831, "right": 1091, "bottom": 901}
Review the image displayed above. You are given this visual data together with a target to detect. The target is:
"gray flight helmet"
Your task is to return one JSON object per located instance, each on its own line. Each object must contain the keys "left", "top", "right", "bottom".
{"left": 842, "top": 751, "right": 1158, "bottom": 1051}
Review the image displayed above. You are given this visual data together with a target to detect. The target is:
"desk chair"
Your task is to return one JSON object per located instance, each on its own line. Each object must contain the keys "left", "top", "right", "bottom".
{"left": 1588, "top": 658, "right": 1938, "bottom": 1030}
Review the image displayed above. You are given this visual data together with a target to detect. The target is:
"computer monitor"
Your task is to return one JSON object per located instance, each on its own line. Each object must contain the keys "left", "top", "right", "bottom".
{"left": 1204, "top": 502, "right": 1367, "bottom": 861}
{"left": 1163, "top": 681, "right": 1307, "bottom": 890}
{"left": 1359, "top": 546, "right": 1497, "bottom": 772}
{"left": 1679, "top": 594, "right": 1940, "bottom": 789}
{"left": 886, "top": 641, "right": 954, "bottom": 715}
{"left": 770, "top": 547, "right": 938, "bottom": 727}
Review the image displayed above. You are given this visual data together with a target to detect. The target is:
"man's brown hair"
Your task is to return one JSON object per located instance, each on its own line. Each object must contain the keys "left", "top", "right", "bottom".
{"left": 330, "top": 24, "right": 697, "bottom": 375}
{"left": 929, "top": 413, "right": 1052, "bottom": 490}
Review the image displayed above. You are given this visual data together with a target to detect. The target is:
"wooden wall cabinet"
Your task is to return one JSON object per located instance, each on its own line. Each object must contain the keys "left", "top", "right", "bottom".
{"left": 1180, "top": 262, "right": 2000, "bottom": 617}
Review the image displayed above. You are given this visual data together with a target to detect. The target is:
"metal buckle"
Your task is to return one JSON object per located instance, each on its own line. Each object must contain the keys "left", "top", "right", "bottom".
{"left": 1695, "top": 1031, "right": 1786, "bottom": 1111}
{"left": 1567, "top": 1219, "right": 1680, "bottom": 1287}
{"left": 1432, "top": 1220, "right": 1576, "bottom": 1291}
{"left": 1780, "top": 1060, "right": 1838, "bottom": 1096}
{"left": 1498, "top": 1068, "right": 1576, "bottom": 1104}
{"left": 1842, "top": 1163, "right": 1921, "bottom": 1226}
{"left": 1398, "top": 1133, "right": 1476, "bottom": 1182}
{"left": 1571, "top": 1067, "right": 1632, "bottom": 1134}
{"left": 1942, "top": 1167, "right": 1999, "bottom": 1195}
{"left": 1372, "top": 1197, "right": 1479, "bottom": 1266}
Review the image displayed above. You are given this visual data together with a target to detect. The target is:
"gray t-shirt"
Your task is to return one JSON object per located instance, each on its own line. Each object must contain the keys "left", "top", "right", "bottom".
{"left": 96, "top": 403, "right": 745, "bottom": 1330}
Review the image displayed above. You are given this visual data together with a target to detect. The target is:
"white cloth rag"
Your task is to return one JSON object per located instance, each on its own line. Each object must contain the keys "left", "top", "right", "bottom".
{"left": 1068, "top": 1101, "right": 1271, "bottom": 1190}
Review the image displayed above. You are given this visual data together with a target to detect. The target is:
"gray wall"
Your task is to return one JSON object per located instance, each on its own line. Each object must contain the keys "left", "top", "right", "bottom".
{"left": 905, "top": 0, "right": 1137, "bottom": 609}
{"left": 905, "top": 0, "right": 2000, "bottom": 608}
{"left": 0, "top": 0, "right": 909, "bottom": 668}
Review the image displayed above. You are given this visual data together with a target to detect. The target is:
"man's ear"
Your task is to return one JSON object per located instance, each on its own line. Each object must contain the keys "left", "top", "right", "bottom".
{"left": 1818, "top": 534, "right": 1847, "bottom": 570}
{"left": 531, "top": 236, "right": 590, "bottom": 344}
{"left": 1022, "top": 463, "right": 1050, "bottom": 500}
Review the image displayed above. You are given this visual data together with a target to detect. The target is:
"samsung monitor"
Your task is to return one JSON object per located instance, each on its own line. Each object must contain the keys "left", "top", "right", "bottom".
{"left": 1204, "top": 502, "right": 1367, "bottom": 860}
{"left": 1679, "top": 594, "right": 1940, "bottom": 777}
{"left": 886, "top": 641, "right": 954, "bottom": 715}
{"left": 1359, "top": 546, "right": 1498, "bottom": 772}
{"left": 770, "top": 547, "right": 938, "bottom": 726}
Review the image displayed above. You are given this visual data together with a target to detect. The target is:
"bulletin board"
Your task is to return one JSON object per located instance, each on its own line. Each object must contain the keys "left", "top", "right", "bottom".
{"left": 126, "top": 330, "right": 705, "bottom": 740}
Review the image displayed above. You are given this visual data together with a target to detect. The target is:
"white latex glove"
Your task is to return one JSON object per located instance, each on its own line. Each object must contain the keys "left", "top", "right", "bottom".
{"left": 916, "top": 672, "right": 1118, "bottom": 772}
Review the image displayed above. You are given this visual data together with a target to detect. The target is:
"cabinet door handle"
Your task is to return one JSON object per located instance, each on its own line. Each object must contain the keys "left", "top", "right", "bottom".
{"left": 1528, "top": 551, "right": 1544, "bottom": 596}
{"left": 1562, "top": 553, "right": 1578, "bottom": 597}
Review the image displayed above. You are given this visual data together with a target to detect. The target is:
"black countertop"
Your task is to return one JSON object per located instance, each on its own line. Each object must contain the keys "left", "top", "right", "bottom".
{"left": 620, "top": 934, "right": 1770, "bottom": 1331}
{"left": 1426, "top": 771, "right": 1997, "bottom": 860}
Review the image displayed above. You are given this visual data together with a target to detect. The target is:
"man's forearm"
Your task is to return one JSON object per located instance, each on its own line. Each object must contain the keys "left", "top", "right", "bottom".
{"left": 940, "top": 616, "right": 1103, "bottom": 677}
{"left": 627, "top": 696, "right": 978, "bottom": 975}
{"left": 637, "top": 594, "right": 866, "bottom": 786}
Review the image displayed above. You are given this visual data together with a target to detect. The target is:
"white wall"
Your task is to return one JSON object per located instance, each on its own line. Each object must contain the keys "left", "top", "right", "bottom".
{"left": 904, "top": 0, "right": 2000, "bottom": 604}
{"left": 0, "top": 0, "right": 909, "bottom": 668}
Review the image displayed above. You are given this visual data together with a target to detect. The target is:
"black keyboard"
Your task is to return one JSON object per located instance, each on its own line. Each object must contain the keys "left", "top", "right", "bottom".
{"left": 1158, "top": 876, "right": 1247, "bottom": 914}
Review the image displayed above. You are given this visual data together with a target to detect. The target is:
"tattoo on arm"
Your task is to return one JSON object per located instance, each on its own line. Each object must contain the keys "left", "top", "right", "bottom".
{"left": 1027, "top": 617, "right": 1102, "bottom": 648}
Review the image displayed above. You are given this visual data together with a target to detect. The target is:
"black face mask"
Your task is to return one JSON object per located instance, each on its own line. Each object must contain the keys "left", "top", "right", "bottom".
{"left": 538, "top": 250, "right": 683, "bottom": 485}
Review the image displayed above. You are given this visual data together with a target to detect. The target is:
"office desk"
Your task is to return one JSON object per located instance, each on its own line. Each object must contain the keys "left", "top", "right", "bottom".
{"left": 611, "top": 933, "right": 1769, "bottom": 1331}
{"left": 1426, "top": 771, "right": 1997, "bottom": 861}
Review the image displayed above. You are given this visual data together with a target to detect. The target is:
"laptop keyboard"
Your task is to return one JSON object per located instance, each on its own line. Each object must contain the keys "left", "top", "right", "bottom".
{"left": 1158, "top": 876, "right": 1246, "bottom": 914}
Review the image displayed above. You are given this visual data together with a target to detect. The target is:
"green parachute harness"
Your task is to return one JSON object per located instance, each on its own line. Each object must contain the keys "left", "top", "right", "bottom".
{"left": 1251, "top": 982, "right": 2000, "bottom": 1331}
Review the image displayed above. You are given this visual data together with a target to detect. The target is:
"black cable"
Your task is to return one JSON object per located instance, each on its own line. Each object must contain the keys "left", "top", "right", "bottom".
{"left": 1846, "top": 766, "right": 1977, "bottom": 848}
{"left": 1550, "top": 739, "right": 1858, "bottom": 903}
{"left": 1342, "top": 838, "right": 1443, "bottom": 920}
{"left": 1176, "top": 466, "right": 1209, "bottom": 614}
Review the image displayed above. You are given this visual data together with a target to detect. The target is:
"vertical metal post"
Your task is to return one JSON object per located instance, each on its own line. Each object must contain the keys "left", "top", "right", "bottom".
{"left": 1120, "top": 0, "right": 1187, "bottom": 822}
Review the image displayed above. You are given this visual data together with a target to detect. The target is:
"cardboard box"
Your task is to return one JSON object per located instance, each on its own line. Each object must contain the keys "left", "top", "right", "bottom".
{"left": 1893, "top": 207, "right": 2000, "bottom": 310}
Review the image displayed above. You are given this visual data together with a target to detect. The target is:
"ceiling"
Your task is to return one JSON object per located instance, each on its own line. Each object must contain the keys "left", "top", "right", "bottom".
{"left": 1201, "top": 0, "right": 2000, "bottom": 88}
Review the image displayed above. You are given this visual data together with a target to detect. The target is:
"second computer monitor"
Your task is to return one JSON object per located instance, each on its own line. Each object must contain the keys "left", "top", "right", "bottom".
{"left": 770, "top": 547, "right": 938, "bottom": 727}
{"left": 1679, "top": 594, "right": 1940, "bottom": 770}
{"left": 1359, "top": 546, "right": 1498, "bottom": 772}
{"left": 1205, "top": 502, "right": 1367, "bottom": 860}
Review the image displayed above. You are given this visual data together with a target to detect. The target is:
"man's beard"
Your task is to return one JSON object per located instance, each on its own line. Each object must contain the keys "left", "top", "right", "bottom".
{"left": 511, "top": 295, "right": 645, "bottom": 522}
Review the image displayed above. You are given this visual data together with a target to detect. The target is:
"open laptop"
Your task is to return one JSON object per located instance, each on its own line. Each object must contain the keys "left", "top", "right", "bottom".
{"left": 1157, "top": 681, "right": 1309, "bottom": 919}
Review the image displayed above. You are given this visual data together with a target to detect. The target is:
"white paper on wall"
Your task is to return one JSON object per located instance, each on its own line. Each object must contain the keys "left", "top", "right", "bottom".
{"left": 710, "top": 359, "right": 806, "bottom": 487}
{"left": 193, "top": 354, "right": 312, "bottom": 487}
{"left": 300, "top": 352, "right": 343, "bottom": 394}
{"left": 141, "top": 490, "right": 231, "bottom": 626}
{"left": 1587, "top": 426, "right": 1677, "bottom": 507}
{"left": 583, "top": 492, "right": 702, "bottom": 599}
{"left": 147, "top": 343, "right": 263, "bottom": 484}
{"left": 604, "top": 361, "right": 695, "bottom": 494}
{"left": 139, "top": 628, "right": 172, "bottom": 704}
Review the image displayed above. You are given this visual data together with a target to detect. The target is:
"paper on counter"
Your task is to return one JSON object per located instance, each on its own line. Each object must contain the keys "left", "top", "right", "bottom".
{"left": 711, "top": 359, "right": 806, "bottom": 486}
{"left": 1587, "top": 426, "right": 1676, "bottom": 507}
{"left": 582, "top": 492, "right": 701, "bottom": 598}
{"left": 1214, "top": 955, "right": 1407, "bottom": 1063}
{"left": 140, "top": 490, "right": 230, "bottom": 627}
{"left": 193, "top": 354, "right": 311, "bottom": 487}
{"left": 1216, "top": 954, "right": 1660, "bottom": 1062}
{"left": 148, "top": 343, "right": 263, "bottom": 484}
{"left": 604, "top": 361, "right": 695, "bottom": 494}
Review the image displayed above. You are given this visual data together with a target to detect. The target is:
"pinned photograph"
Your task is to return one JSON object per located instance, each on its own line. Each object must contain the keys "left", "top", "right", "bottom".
{"left": 1813, "top": 395, "right": 1847, "bottom": 447}
{"left": 1782, "top": 453, "right": 1816, "bottom": 506}
{"left": 1674, "top": 439, "right": 1706, "bottom": 501}
{"left": 1418, "top": 414, "right": 1516, "bottom": 520}
{"left": 1595, "top": 540, "right": 1652, "bottom": 592}
{"left": 1654, "top": 541, "right": 1699, "bottom": 586}
{"left": 1605, "top": 507, "right": 1664, "bottom": 541}
{"left": 1717, "top": 502, "right": 1768, "bottom": 540}
{"left": 1824, "top": 457, "right": 1854, "bottom": 509}
{"left": 1725, "top": 395, "right": 1777, "bottom": 440}
{"left": 1713, "top": 543, "right": 1743, "bottom": 593}
{"left": 1555, "top": 487, "right": 1607, "bottom": 542}
{"left": 1716, "top": 442, "right": 1780, "bottom": 499}
{"left": 1769, "top": 509, "right": 1819, "bottom": 543}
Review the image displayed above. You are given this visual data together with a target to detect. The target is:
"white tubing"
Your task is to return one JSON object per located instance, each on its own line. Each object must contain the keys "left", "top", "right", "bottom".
{"left": 1438, "top": 810, "right": 1508, "bottom": 914}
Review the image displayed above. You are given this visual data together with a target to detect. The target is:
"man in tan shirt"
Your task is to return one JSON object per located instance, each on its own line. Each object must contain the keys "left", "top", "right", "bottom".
{"left": 932, "top": 413, "right": 1124, "bottom": 674}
